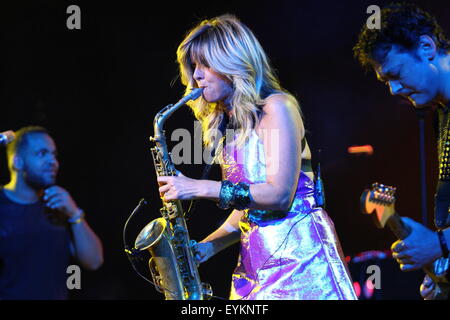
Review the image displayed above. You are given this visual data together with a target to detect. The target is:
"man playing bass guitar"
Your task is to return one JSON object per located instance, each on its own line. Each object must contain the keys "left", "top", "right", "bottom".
{"left": 354, "top": 3, "right": 450, "bottom": 299}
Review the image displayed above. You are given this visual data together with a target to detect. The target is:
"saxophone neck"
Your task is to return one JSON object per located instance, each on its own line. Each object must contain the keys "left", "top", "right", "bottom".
{"left": 152, "top": 88, "right": 203, "bottom": 138}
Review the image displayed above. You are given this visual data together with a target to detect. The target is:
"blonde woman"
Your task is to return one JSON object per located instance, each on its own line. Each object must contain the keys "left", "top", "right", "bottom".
{"left": 158, "top": 14, "right": 356, "bottom": 300}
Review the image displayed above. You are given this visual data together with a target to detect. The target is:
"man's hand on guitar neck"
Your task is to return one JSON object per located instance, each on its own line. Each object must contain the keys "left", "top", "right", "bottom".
{"left": 391, "top": 217, "right": 442, "bottom": 271}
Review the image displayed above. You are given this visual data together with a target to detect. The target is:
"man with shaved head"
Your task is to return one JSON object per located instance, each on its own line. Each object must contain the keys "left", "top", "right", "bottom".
{"left": 0, "top": 126, "right": 103, "bottom": 299}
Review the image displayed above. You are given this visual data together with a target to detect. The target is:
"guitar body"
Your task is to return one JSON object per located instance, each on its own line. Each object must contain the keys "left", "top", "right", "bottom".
{"left": 360, "top": 184, "right": 449, "bottom": 300}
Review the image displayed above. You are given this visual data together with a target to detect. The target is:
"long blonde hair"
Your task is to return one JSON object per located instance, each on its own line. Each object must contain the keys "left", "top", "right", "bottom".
{"left": 177, "top": 14, "right": 298, "bottom": 148}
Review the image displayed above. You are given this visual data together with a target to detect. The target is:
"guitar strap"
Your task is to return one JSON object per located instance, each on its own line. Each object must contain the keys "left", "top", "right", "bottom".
{"left": 435, "top": 103, "right": 450, "bottom": 229}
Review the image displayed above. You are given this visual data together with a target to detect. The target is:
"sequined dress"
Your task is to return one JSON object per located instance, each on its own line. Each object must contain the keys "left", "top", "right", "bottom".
{"left": 220, "top": 131, "right": 357, "bottom": 300}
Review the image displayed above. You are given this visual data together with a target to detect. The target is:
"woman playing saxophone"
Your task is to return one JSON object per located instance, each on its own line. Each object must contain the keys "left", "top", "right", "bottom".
{"left": 158, "top": 14, "right": 356, "bottom": 300}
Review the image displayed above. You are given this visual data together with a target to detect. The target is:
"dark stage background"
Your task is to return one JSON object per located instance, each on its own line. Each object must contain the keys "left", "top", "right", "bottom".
{"left": 1, "top": 0, "right": 448, "bottom": 300}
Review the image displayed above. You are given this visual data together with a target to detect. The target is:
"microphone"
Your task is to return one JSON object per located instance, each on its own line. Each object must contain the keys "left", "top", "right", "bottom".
{"left": 0, "top": 130, "right": 15, "bottom": 146}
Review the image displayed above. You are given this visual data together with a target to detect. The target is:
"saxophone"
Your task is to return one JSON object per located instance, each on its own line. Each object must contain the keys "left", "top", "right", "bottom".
{"left": 134, "top": 88, "right": 212, "bottom": 300}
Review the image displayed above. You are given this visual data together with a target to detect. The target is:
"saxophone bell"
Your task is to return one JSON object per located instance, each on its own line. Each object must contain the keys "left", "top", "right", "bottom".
{"left": 135, "top": 217, "right": 167, "bottom": 251}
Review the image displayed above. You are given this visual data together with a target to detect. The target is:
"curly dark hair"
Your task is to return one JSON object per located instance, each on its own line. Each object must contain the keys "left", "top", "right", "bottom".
{"left": 353, "top": 2, "right": 450, "bottom": 71}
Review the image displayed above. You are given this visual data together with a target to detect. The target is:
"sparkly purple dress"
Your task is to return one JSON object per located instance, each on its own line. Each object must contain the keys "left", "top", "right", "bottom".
{"left": 220, "top": 131, "right": 357, "bottom": 300}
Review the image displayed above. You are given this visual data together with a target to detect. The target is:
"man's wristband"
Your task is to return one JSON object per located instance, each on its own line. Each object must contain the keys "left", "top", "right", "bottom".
{"left": 68, "top": 209, "right": 85, "bottom": 225}
{"left": 437, "top": 230, "right": 449, "bottom": 259}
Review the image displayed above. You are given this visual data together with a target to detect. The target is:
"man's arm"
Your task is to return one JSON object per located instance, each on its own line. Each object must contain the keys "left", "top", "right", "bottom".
{"left": 44, "top": 186, "right": 104, "bottom": 270}
{"left": 391, "top": 217, "right": 449, "bottom": 271}
{"left": 69, "top": 213, "right": 104, "bottom": 270}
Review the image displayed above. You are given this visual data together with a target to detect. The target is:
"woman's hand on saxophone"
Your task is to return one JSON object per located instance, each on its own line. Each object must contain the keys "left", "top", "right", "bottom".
{"left": 193, "top": 242, "right": 216, "bottom": 264}
{"left": 157, "top": 171, "right": 221, "bottom": 201}
{"left": 158, "top": 171, "right": 201, "bottom": 201}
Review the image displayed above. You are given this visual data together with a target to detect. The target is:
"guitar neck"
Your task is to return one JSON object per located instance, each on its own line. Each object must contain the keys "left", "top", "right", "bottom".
{"left": 386, "top": 212, "right": 411, "bottom": 240}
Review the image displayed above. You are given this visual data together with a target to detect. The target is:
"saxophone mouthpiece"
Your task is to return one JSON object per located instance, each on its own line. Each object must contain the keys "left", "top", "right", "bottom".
{"left": 186, "top": 87, "right": 203, "bottom": 101}
{"left": 171, "top": 88, "right": 204, "bottom": 110}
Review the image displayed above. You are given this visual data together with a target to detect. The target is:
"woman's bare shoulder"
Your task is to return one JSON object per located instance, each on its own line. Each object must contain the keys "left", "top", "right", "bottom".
{"left": 263, "top": 93, "right": 298, "bottom": 111}
{"left": 258, "top": 93, "right": 302, "bottom": 130}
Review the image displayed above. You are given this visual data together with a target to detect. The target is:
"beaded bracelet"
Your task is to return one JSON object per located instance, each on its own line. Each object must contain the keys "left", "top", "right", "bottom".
{"left": 68, "top": 209, "right": 85, "bottom": 225}
{"left": 217, "top": 180, "right": 235, "bottom": 209}
{"left": 217, "top": 180, "right": 252, "bottom": 210}
{"left": 233, "top": 182, "right": 252, "bottom": 210}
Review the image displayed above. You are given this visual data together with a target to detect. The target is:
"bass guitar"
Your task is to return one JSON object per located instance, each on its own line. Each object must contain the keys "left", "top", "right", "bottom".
{"left": 360, "top": 183, "right": 449, "bottom": 300}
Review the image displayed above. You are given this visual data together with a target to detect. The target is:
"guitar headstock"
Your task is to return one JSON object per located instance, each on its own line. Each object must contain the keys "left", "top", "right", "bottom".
{"left": 360, "top": 183, "right": 397, "bottom": 229}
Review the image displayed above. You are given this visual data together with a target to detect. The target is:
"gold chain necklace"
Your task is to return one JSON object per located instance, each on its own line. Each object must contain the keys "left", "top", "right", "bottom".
{"left": 438, "top": 106, "right": 450, "bottom": 181}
